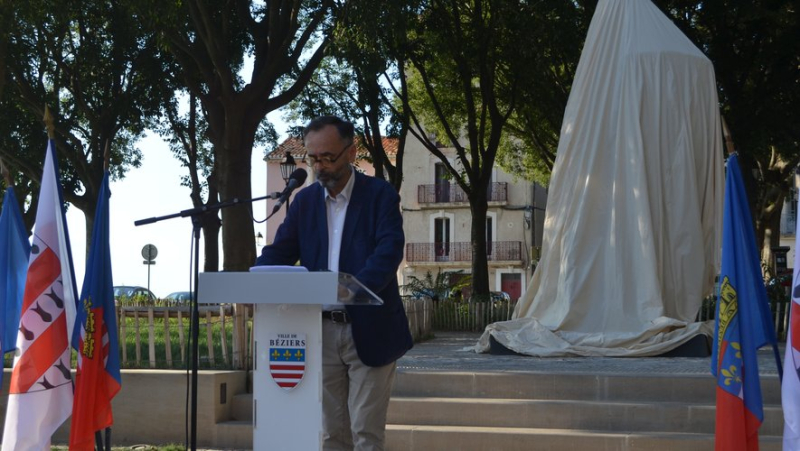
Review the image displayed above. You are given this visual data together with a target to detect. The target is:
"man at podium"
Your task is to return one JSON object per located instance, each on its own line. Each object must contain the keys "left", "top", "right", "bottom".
{"left": 256, "top": 116, "right": 413, "bottom": 450}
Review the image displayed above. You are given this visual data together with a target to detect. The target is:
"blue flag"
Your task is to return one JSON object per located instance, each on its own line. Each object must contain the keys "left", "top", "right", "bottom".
{"left": 70, "top": 171, "right": 121, "bottom": 449}
{"left": 0, "top": 187, "right": 31, "bottom": 361}
{"left": 711, "top": 153, "right": 780, "bottom": 450}
{"left": 70, "top": 171, "right": 122, "bottom": 450}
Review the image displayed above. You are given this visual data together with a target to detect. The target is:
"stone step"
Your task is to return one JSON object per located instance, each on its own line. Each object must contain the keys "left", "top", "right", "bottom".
{"left": 385, "top": 425, "right": 782, "bottom": 451}
{"left": 392, "top": 370, "right": 782, "bottom": 404}
{"left": 221, "top": 370, "right": 785, "bottom": 449}
{"left": 230, "top": 393, "right": 253, "bottom": 422}
{"left": 213, "top": 421, "right": 785, "bottom": 451}
{"left": 387, "top": 397, "right": 785, "bottom": 436}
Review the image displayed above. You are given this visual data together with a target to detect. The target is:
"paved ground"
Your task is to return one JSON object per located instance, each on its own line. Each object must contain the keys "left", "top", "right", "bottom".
{"left": 398, "top": 331, "right": 784, "bottom": 377}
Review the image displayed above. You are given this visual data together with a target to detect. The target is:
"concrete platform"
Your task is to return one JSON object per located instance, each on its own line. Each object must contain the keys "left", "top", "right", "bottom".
{"left": 397, "top": 331, "right": 782, "bottom": 378}
{"left": 386, "top": 332, "right": 783, "bottom": 451}
{"left": 1, "top": 331, "right": 786, "bottom": 450}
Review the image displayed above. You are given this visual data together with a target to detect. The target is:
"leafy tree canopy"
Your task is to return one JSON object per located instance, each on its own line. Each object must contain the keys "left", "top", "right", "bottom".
{"left": 1, "top": 0, "right": 175, "bottom": 244}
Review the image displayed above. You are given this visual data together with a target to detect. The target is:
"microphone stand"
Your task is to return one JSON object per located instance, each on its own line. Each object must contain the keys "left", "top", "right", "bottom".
{"left": 134, "top": 192, "right": 280, "bottom": 451}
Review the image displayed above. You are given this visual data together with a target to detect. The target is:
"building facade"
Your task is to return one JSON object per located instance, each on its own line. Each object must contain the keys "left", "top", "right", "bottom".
{"left": 263, "top": 134, "right": 546, "bottom": 303}
{"left": 397, "top": 136, "right": 546, "bottom": 303}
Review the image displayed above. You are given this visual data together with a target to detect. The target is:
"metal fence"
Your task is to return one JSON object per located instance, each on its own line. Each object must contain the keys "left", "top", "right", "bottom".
{"left": 117, "top": 304, "right": 251, "bottom": 370}
{"left": 406, "top": 241, "right": 523, "bottom": 263}
{"left": 417, "top": 182, "right": 508, "bottom": 204}
{"left": 430, "top": 297, "right": 516, "bottom": 332}
{"left": 696, "top": 292, "right": 791, "bottom": 341}
{"left": 116, "top": 299, "right": 438, "bottom": 370}
{"left": 117, "top": 289, "right": 793, "bottom": 371}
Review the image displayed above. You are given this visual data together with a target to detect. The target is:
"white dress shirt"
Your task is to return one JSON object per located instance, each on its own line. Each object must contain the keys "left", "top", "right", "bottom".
{"left": 324, "top": 165, "right": 355, "bottom": 311}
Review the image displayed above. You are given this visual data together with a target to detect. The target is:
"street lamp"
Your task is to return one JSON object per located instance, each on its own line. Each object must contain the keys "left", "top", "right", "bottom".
{"left": 280, "top": 150, "right": 296, "bottom": 184}
{"left": 279, "top": 150, "right": 296, "bottom": 213}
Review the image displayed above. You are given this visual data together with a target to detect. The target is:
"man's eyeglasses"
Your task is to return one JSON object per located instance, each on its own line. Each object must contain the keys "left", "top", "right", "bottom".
{"left": 306, "top": 142, "right": 352, "bottom": 166}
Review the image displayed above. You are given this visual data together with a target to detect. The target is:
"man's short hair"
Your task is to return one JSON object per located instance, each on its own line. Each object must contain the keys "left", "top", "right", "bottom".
{"left": 303, "top": 116, "right": 355, "bottom": 142}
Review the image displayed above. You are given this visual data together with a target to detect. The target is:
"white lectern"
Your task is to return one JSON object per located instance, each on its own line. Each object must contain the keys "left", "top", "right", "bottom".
{"left": 197, "top": 269, "right": 381, "bottom": 450}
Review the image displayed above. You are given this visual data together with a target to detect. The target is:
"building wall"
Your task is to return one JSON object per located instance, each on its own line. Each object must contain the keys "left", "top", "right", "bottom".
{"left": 262, "top": 134, "right": 546, "bottom": 303}
{"left": 262, "top": 157, "right": 376, "bottom": 245}
{"left": 398, "top": 135, "right": 541, "bottom": 302}
{"left": 779, "top": 179, "right": 800, "bottom": 272}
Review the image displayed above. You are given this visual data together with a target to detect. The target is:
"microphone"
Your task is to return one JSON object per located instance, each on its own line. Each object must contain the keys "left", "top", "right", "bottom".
{"left": 271, "top": 168, "right": 308, "bottom": 215}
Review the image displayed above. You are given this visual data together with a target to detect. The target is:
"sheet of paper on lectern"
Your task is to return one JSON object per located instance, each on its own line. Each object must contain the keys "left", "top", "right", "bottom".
{"left": 249, "top": 265, "right": 308, "bottom": 273}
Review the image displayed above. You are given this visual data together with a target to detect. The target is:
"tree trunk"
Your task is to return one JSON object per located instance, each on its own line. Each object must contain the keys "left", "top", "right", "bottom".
{"left": 738, "top": 151, "right": 795, "bottom": 279}
{"left": 215, "top": 108, "right": 258, "bottom": 272}
{"left": 469, "top": 190, "right": 490, "bottom": 297}
{"left": 67, "top": 192, "right": 97, "bottom": 262}
{"left": 201, "top": 213, "right": 221, "bottom": 272}
{"left": 755, "top": 186, "right": 786, "bottom": 279}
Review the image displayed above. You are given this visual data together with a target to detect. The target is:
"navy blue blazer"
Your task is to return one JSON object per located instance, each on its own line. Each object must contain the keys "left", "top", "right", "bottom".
{"left": 255, "top": 171, "right": 413, "bottom": 367}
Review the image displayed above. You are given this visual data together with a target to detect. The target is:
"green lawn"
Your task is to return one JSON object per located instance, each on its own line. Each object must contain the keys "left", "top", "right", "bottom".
{"left": 118, "top": 314, "right": 245, "bottom": 370}
{"left": 4, "top": 311, "right": 250, "bottom": 371}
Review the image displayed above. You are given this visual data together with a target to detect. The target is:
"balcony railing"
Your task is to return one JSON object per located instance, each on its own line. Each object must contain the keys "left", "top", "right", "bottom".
{"left": 417, "top": 182, "right": 508, "bottom": 204}
{"left": 406, "top": 241, "right": 523, "bottom": 263}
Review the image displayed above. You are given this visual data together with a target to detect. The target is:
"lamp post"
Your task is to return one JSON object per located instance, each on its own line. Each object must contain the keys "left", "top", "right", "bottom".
{"left": 279, "top": 150, "right": 296, "bottom": 212}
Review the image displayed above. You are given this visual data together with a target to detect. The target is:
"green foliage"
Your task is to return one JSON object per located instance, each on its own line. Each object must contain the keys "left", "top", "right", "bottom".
{"left": 494, "top": 138, "right": 552, "bottom": 187}
{"left": 403, "top": 0, "right": 549, "bottom": 295}
{"left": 500, "top": 2, "right": 593, "bottom": 182}
{"left": 657, "top": 0, "right": 800, "bottom": 260}
{"left": 431, "top": 297, "right": 515, "bottom": 331}
{"left": 0, "top": 90, "right": 47, "bottom": 230}
{"left": 402, "top": 270, "right": 471, "bottom": 301}
{"left": 114, "top": 295, "right": 172, "bottom": 307}
{"left": 1, "top": 0, "right": 176, "bottom": 245}
{"left": 130, "top": 0, "right": 338, "bottom": 272}
{"left": 118, "top": 313, "right": 237, "bottom": 370}
{"left": 4, "top": 308, "right": 242, "bottom": 371}
{"left": 283, "top": 0, "right": 416, "bottom": 188}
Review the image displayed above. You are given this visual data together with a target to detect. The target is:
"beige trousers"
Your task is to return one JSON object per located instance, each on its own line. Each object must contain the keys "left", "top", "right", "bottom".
{"left": 322, "top": 319, "right": 397, "bottom": 451}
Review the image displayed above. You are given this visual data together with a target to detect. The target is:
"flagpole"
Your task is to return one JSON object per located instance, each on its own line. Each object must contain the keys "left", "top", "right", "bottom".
{"left": 0, "top": 157, "right": 13, "bottom": 187}
{"left": 190, "top": 215, "right": 201, "bottom": 451}
{"left": 97, "top": 141, "right": 113, "bottom": 451}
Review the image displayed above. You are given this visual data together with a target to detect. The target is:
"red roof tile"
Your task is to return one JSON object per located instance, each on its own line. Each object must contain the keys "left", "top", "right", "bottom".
{"left": 266, "top": 136, "right": 398, "bottom": 161}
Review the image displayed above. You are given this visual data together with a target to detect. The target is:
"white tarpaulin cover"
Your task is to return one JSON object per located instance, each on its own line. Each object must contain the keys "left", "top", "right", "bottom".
{"left": 476, "top": 0, "right": 723, "bottom": 356}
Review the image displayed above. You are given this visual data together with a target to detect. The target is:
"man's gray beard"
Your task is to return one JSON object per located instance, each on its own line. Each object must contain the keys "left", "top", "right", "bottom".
{"left": 317, "top": 174, "right": 339, "bottom": 192}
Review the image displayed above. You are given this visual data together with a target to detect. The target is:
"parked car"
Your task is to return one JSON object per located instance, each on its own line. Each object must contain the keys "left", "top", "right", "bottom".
{"left": 448, "top": 288, "right": 511, "bottom": 304}
{"left": 113, "top": 285, "right": 157, "bottom": 304}
{"left": 164, "top": 291, "right": 193, "bottom": 303}
{"left": 489, "top": 291, "right": 512, "bottom": 303}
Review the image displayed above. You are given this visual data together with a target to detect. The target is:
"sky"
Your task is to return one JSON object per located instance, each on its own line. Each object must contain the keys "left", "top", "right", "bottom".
{"left": 65, "top": 111, "right": 288, "bottom": 298}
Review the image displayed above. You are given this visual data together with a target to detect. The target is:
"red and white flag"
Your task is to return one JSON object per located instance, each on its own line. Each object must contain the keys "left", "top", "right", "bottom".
{"left": 784, "top": 193, "right": 800, "bottom": 450}
{"left": 2, "top": 141, "right": 78, "bottom": 450}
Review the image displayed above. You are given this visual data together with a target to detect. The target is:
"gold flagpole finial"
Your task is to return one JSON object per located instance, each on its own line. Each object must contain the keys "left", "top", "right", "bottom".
{"left": 43, "top": 105, "right": 55, "bottom": 139}
{"left": 721, "top": 116, "right": 735, "bottom": 156}
{"left": 0, "top": 157, "right": 13, "bottom": 187}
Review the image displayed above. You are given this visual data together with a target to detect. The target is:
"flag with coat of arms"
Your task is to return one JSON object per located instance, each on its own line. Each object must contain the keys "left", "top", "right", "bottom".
{"left": 2, "top": 140, "right": 79, "bottom": 451}
{"left": 70, "top": 170, "right": 122, "bottom": 450}
{"left": 711, "top": 153, "right": 780, "bottom": 451}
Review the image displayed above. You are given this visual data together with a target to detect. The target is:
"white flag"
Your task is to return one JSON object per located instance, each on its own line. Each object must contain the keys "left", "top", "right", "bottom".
{"left": 783, "top": 194, "right": 800, "bottom": 450}
{"left": 2, "top": 141, "right": 78, "bottom": 450}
